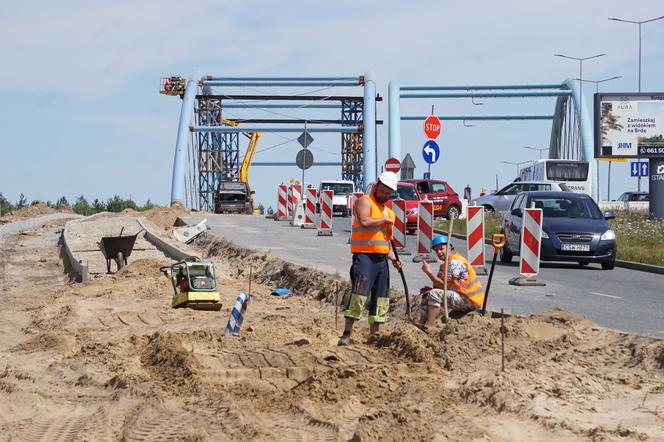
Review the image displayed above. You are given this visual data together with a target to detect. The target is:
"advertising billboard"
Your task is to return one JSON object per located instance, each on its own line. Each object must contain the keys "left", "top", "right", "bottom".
{"left": 594, "top": 93, "right": 664, "bottom": 158}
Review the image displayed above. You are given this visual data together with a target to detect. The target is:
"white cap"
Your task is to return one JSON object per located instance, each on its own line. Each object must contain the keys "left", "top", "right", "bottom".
{"left": 377, "top": 171, "right": 398, "bottom": 191}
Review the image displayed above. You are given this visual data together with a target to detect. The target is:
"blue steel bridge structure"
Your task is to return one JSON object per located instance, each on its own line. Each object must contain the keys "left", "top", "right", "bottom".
{"left": 167, "top": 75, "right": 596, "bottom": 211}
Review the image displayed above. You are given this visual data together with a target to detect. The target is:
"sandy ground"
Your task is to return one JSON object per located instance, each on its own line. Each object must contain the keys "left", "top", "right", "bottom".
{"left": 0, "top": 213, "right": 662, "bottom": 441}
{"left": 0, "top": 202, "right": 66, "bottom": 224}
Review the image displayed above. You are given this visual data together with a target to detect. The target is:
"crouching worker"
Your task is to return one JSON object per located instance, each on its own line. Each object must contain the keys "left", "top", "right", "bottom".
{"left": 418, "top": 235, "right": 484, "bottom": 329}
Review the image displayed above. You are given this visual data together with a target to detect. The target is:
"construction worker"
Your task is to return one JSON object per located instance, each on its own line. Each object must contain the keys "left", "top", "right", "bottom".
{"left": 338, "top": 171, "right": 402, "bottom": 346}
{"left": 418, "top": 235, "right": 484, "bottom": 330}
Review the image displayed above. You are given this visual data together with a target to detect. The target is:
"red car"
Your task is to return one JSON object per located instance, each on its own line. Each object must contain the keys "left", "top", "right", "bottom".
{"left": 364, "top": 181, "right": 421, "bottom": 234}
{"left": 401, "top": 179, "right": 462, "bottom": 219}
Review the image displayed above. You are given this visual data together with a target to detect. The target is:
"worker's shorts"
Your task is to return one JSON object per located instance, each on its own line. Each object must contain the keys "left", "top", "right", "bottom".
{"left": 343, "top": 253, "right": 390, "bottom": 324}
{"left": 419, "top": 288, "right": 473, "bottom": 316}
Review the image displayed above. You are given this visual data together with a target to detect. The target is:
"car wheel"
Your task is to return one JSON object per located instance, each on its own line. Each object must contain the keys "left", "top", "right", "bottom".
{"left": 483, "top": 205, "right": 495, "bottom": 214}
{"left": 499, "top": 244, "right": 513, "bottom": 263}
{"left": 446, "top": 205, "right": 460, "bottom": 219}
{"left": 601, "top": 261, "right": 616, "bottom": 270}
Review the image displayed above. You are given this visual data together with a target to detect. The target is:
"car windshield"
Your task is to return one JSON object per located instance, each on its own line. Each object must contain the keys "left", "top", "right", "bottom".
{"left": 392, "top": 186, "right": 419, "bottom": 200}
{"left": 530, "top": 197, "right": 603, "bottom": 219}
{"left": 217, "top": 193, "right": 245, "bottom": 202}
{"left": 321, "top": 183, "right": 354, "bottom": 195}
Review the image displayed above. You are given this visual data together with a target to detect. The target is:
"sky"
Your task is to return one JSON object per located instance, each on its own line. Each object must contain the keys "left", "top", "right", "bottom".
{"left": 1, "top": 0, "right": 663, "bottom": 209}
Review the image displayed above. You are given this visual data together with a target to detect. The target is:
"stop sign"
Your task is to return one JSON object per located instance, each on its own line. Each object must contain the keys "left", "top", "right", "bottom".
{"left": 423, "top": 115, "right": 441, "bottom": 139}
{"left": 384, "top": 157, "right": 401, "bottom": 173}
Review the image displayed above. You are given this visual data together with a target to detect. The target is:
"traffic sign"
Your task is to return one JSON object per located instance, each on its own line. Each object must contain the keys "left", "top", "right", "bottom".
{"left": 422, "top": 140, "right": 440, "bottom": 164}
{"left": 384, "top": 157, "right": 401, "bottom": 173}
{"left": 296, "top": 149, "right": 314, "bottom": 170}
{"left": 297, "top": 131, "right": 314, "bottom": 148}
{"left": 630, "top": 161, "right": 649, "bottom": 177}
{"left": 423, "top": 115, "right": 442, "bottom": 139}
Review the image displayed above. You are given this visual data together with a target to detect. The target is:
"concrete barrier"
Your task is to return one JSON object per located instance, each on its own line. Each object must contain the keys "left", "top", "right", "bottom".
{"left": 137, "top": 219, "right": 199, "bottom": 261}
{"left": 599, "top": 201, "right": 648, "bottom": 212}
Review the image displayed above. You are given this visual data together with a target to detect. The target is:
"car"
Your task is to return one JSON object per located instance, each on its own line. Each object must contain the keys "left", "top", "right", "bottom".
{"left": 214, "top": 181, "right": 254, "bottom": 214}
{"left": 616, "top": 191, "right": 649, "bottom": 202}
{"left": 470, "top": 181, "right": 570, "bottom": 213}
{"left": 400, "top": 179, "right": 462, "bottom": 219}
{"left": 500, "top": 191, "right": 617, "bottom": 270}
{"left": 364, "top": 181, "right": 421, "bottom": 234}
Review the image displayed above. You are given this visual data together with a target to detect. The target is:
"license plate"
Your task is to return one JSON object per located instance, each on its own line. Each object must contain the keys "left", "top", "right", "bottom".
{"left": 561, "top": 243, "right": 590, "bottom": 252}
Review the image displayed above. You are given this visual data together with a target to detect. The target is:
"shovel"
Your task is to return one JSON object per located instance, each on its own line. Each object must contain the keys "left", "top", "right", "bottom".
{"left": 391, "top": 240, "right": 411, "bottom": 321}
{"left": 482, "top": 233, "right": 506, "bottom": 316}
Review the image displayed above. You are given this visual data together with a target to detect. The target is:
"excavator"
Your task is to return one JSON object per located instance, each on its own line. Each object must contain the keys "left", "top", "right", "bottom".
{"left": 213, "top": 118, "right": 261, "bottom": 215}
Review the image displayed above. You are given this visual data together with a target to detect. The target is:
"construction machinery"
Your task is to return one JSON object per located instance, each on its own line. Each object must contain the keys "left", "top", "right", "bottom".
{"left": 160, "top": 261, "right": 222, "bottom": 311}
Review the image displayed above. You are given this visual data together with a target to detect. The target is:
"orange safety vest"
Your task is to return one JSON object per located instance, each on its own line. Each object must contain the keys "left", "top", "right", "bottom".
{"left": 350, "top": 195, "right": 395, "bottom": 254}
{"left": 446, "top": 252, "right": 484, "bottom": 308}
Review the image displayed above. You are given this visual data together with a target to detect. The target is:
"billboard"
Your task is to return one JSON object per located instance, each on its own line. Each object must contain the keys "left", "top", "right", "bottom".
{"left": 594, "top": 93, "right": 664, "bottom": 158}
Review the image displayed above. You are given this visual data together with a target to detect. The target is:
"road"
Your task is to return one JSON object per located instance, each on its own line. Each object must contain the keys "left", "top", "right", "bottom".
{"left": 187, "top": 214, "right": 664, "bottom": 337}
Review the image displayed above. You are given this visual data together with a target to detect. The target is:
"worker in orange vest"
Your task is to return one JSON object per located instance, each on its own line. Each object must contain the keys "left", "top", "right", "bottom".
{"left": 338, "top": 171, "right": 402, "bottom": 346}
{"left": 418, "top": 234, "right": 484, "bottom": 330}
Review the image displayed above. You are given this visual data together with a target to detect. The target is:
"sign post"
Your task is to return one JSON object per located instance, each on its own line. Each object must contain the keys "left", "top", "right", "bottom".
{"left": 422, "top": 114, "right": 441, "bottom": 176}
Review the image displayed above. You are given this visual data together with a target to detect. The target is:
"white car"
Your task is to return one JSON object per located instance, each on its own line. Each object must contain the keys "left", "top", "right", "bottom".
{"left": 319, "top": 180, "right": 355, "bottom": 216}
{"left": 469, "top": 181, "right": 569, "bottom": 213}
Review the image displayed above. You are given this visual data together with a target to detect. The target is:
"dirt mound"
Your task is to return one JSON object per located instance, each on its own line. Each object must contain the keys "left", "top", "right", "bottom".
{"left": 115, "top": 258, "right": 172, "bottom": 278}
{"left": 140, "top": 332, "right": 200, "bottom": 392}
{"left": 0, "top": 202, "right": 57, "bottom": 221}
{"left": 140, "top": 206, "right": 191, "bottom": 234}
{"left": 374, "top": 322, "right": 441, "bottom": 363}
{"left": 10, "top": 333, "right": 69, "bottom": 353}
{"left": 194, "top": 234, "right": 348, "bottom": 300}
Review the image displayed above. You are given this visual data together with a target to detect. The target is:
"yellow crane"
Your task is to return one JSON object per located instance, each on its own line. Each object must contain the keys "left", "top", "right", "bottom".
{"left": 220, "top": 119, "right": 261, "bottom": 214}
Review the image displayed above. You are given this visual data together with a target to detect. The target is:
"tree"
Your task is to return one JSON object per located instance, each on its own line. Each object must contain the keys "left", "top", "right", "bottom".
{"left": 106, "top": 195, "right": 138, "bottom": 212}
{"left": 257, "top": 203, "right": 265, "bottom": 215}
{"left": 72, "top": 196, "right": 91, "bottom": 216}
{"left": 16, "top": 193, "right": 27, "bottom": 209}
{"left": 56, "top": 196, "right": 70, "bottom": 208}
{"left": 0, "top": 192, "right": 13, "bottom": 215}
{"left": 92, "top": 198, "right": 106, "bottom": 213}
{"left": 140, "top": 198, "right": 156, "bottom": 211}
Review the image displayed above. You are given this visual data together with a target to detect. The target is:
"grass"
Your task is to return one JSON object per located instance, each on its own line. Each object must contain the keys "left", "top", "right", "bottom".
{"left": 434, "top": 210, "right": 664, "bottom": 267}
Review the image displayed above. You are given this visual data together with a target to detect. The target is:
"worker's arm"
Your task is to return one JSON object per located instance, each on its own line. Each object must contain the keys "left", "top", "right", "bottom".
{"left": 388, "top": 241, "right": 402, "bottom": 270}
{"left": 421, "top": 261, "right": 445, "bottom": 288}
{"left": 355, "top": 197, "right": 392, "bottom": 229}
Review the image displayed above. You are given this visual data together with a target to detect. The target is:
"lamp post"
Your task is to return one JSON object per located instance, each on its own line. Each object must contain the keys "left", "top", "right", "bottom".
{"left": 501, "top": 160, "right": 531, "bottom": 178}
{"left": 574, "top": 76, "right": 622, "bottom": 201}
{"left": 523, "top": 146, "right": 548, "bottom": 160}
{"left": 609, "top": 15, "right": 664, "bottom": 193}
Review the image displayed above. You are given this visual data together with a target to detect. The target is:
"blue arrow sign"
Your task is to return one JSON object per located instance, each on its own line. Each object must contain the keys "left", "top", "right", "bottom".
{"left": 631, "top": 161, "right": 649, "bottom": 177}
{"left": 422, "top": 140, "right": 440, "bottom": 164}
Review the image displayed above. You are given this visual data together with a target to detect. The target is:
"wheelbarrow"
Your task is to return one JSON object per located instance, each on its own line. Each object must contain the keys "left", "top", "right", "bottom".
{"left": 99, "top": 227, "right": 144, "bottom": 273}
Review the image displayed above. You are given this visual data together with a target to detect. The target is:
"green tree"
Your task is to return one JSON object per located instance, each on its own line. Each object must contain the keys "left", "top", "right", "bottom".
{"left": 72, "top": 196, "right": 91, "bottom": 216}
{"left": 56, "top": 196, "right": 70, "bottom": 208}
{"left": 0, "top": 192, "right": 13, "bottom": 215}
{"left": 140, "top": 198, "right": 156, "bottom": 211}
{"left": 106, "top": 195, "right": 138, "bottom": 212}
{"left": 92, "top": 198, "right": 106, "bottom": 213}
{"left": 16, "top": 193, "right": 27, "bottom": 209}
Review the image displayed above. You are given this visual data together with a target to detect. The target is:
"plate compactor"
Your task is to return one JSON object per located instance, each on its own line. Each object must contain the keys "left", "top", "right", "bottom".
{"left": 160, "top": 261, "right": 222, "bottom": 311}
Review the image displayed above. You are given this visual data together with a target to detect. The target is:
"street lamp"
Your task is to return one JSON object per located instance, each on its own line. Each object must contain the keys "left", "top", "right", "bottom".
{"left": 574, "top": 76, "right": 622, "bottom": 201}
{"left": 501, "top": 160, "right": 531, "bottom": 178}
{"left": 523, "top": 146, "right": 548, "bottom": 159}
{"left": 609, "top": 15, "right": 664, "bottom": 193}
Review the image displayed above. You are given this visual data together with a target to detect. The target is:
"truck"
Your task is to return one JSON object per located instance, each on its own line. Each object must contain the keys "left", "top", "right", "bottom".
{"left": 214, "top": 181, "right": 254, "bottom": 214}
{"left": 319, "top": 180, "right": 355, "bottom": 217}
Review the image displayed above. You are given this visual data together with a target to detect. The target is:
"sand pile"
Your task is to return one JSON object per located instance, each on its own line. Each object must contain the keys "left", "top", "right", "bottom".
{"left": 0, "top": 202, "right": 58, "bottom": 222}
{"left": 139, "top": 206, "right": 191, "bottom": 234}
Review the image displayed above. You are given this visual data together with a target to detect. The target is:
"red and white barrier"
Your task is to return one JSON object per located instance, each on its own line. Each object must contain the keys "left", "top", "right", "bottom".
{"left": 302, "top": 187, "right": 317, "bottom": 229}
{"left": 289, "top": 184, "right": 304, "bottom": 226}
{"left": 466, "top": 205, "right": 487, "bottom": 273}
{"left": 317, "top": 190, "right": 334, "bottom": 236}
{"left": 417, "top": 198, "right": 434, "bottom": 256}
{"left": 519, "top": 208, "right": 543, "bottom": 277}
{"left": 392, "top": 198, "right": 407, "bottom": 249}
{"left": 276, "top": 184, "right": 288, "bottom": 221}
{"left": 287, "top": 185, "right": 294, "bottom": 218}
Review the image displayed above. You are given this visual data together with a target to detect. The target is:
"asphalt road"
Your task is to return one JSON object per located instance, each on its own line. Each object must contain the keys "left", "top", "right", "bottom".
{"left": 188, "top": 214, "right": 664, "bottom": 337}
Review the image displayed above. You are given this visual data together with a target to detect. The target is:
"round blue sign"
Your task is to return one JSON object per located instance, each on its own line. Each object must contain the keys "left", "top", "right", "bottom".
{"left": 422, "top": 140, "right": 440, "bottom": 164}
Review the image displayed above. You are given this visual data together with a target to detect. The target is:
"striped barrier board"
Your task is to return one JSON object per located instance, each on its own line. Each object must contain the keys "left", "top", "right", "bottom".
{"left": 224, "top": 292, "right": 250, "bottom": 336}
{"left": 287, "top": 185, "right": 293, "bottom": 218}
{"left": 416, "top": 198, "right": 435, "bottom": 261}
{"left": 302, "top": 187, "right": 317, "bottom": 229}
{"left": 466, "top": 205, "right": 487, "bottom": 274}
{"left": 317, "top": 189, "right": 334, "bottom": 236}
{"left": 392, "top": 198, "right": 411, "bottom": 255}
{"left": 276, "top": 184, "right": 288, "bottom": 221}
{"left": 519, "top": 207, "right": 543, "bottom": 277}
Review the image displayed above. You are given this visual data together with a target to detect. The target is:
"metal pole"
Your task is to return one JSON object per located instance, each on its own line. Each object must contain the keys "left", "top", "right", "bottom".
{"left": 579, "top": 59, "right": 583, "bottom": 148}
{"left": 608, "top": 161, "right": 612, "bottom": 200}
{"left": 637, "top": 23, "right": 642, "bottom": 192}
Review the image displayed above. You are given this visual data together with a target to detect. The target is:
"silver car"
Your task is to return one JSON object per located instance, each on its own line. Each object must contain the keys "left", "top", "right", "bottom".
{"left": 469, "top": 181, "right": 569, "bottom": 212}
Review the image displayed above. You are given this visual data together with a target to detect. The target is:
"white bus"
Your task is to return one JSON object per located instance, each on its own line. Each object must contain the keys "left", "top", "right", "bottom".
{"left": 518, "top": 159, "right": 591, "bottom": 195}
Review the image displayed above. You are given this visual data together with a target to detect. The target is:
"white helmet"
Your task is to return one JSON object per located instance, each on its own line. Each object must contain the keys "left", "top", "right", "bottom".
{"left": 377, "top": 171, "right": 398, "bottom": 191}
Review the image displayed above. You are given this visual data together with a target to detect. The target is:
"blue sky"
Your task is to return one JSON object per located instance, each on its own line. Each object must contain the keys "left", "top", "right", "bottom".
{"left": 1, "top": 0, "right": 663, "bottom": 208}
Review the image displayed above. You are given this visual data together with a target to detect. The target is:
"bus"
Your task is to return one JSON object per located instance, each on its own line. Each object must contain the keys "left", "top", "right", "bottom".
{"left": 518, "top": 159, "right": 590, "bottom": 195}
